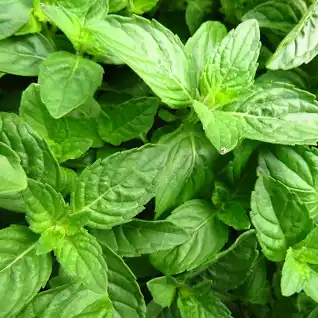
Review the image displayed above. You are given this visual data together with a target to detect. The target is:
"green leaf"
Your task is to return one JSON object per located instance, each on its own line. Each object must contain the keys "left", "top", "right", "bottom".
{"left": 185, "top": 21, "right": 227, "bottom": 82}
{"left": 267, "top": 1, "right": 318, "bottom": 70}
{"left": 130, "top": 0, "right": 159, "bottom": 14}
{"left": 87, "top": 15, "right": 196, "bottom": 108}
{"left": 256, "top": 68, "right": 310, "bottom": 90}
{"left": 177, "top": 291, "right": 232, "bottom": 318}
{"left": 91, "top": 219, "right": 189, "bottom": 257}
{"left": 0, "top": 0, "right": 33, "bottom": 40}
{"left": 22, "top": 179, "right": 69, "bottom": 234}
{"left": 54, "top": 231, "right": 108, "bottom": 294}
{"left": 293, "top": 227, "right": 318, "bottom": 264}
{"left": 258, "top": 146, "right": 318, "bottom": 218}
{"left": 49, "top": 138, "right": 92, "bottom": 163}
{"left": 234, "top": 255, "right": 270, "bottom": 305}
{"left": 0, "top": 112, "right": 61, "bottom": 190}
{"left": 15, "top": 10, "right": 42, "bottom": 36}
{"left": 217, "top": 201, "right": 251, "bottom": 231}
{"left": 49, "top": 0, "right": 109, "bottom": 21}
{"left": 0, "top": 33, "right": 55, "bottom": 76}
{"left": 309, "top": 308, "right": 318, "bottom": 318}
{"left": 194, "top": 82, "right": 318, "bottom": 154}
{"left": 200, "top": 19, "right": 261, "bottom": 107}
{"left": 155, "top": 125, "right": 218, "bottom": 217}
{"left": 281, "top": 248, "right": 311, "bottom": 297}
{"left": 147, "top": 276, "right": 178, "bottom": 308}
{"left": 102, "top": 244, "right": 147, "bottom": 317}
{"left": 197, "top": 230, "right": 258, "bottom": 291}
{"left": 41, "top": 4, "right": 84, "bottom": 51}
{"left": 0, "top": 225, "right": 52, "bottom": 317}
{"left": 71, "top": 145, "right": 163, "bottom": 229}
{"left": 20, "top": 83, "right": 102, "bottom": 162}
{"left": 36, "top": 226, "right": 66, "bottom": 255}
{"left": 17, "top": 282, "right": 113, "bottom": 318}
{"left": 251, "top": 175, "right": 313, "bottom": 262}
{"left": 150, "top": 200, "right": 229, "bottom": 275}
{"left": 185, "top": 0, "right": 214, "bottom": 35}
{"left": 39, "top": 51, "right": 103, "bottom": 118}
{"left": 109, "top": 0, "right": 128, "bottom": 12}
{"left": 98, "top": 97, "right": 159, "bottom": 146}
{"left": 242, "top": 0, "right": 307, "bottom": 33}
{"left": 0, "top": 142, "right": 27, "bottom": 194}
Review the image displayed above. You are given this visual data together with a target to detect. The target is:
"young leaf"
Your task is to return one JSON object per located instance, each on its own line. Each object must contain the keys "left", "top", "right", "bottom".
{"left": 102, "top": 244, "right": 147, "bottom": 317}
{"left": 0, "top": 112, "right": 61, "bottom": 190}
{"left": 91, "top": 219, "right": 189, "bottom": 257}
{"left": 155, "top": 125, "right": 218, "bottom": 217}
{"left": 17, "top": 282, "right": 113, "bottom": 318}
{"left": 177, "top": 291, "right": 232, "bottom": 318}
{"left": 0, "top": 225, "right": 52, "bottom": 317}
{"left": 0, "top": 142, "right": 27, "bottom": 194}
{"left": 150, "top": 200, "right": 229, "bottom": 275}
{"left": 194, "top": 82, "right": 318, "bottom": 154}
{"left": 22, "top": 179, "right": 69, "bottom": 234}
{"left": 242, "top": 0, "right": 307, "bottom": 33}
{"left": 0, "top": 0, "right": 33, "bottom": 40}
{"left": 39, "top": 51, "right": 103, "bottom": 118}
{"left": 71, "top": 145, "right": 163, "bottom": 229}
{"left": 0, "top": 33, "right": 55, "bottom": 76}
{"left": 200, "top": 19, "right": 261, "bottom": 107}
{"left": 281, "top": 248, "right": 311, "bottom": 297}
{"left": 267, "top": 1, "right": 318, "bottom": 70}
{"left": 87, "top": 15, "right": 196, "bottom": 108}
{"left": 54, "top": 231, "right": 108, "bottom": 294}
{"left": 185, "top": 21, "right": 227, "bottom": 81}
{"left": 258, "top": 146, "right": 318, "bottom": 218}
{"left": 98, "top": 97, "right": 159, "bottom": 146}
{"left": 197, "top": 230, "right": 258, "bottom": 291}
{"left": 147, "top": 276, "right": 178, "bottom": 308}
{"left": 251, "top": 175, "right": 313, "bottom": 262}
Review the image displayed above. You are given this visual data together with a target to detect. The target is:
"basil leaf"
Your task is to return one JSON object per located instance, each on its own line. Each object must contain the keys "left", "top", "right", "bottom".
{"left": 147, "top": 276, "right": 178, "bottom": 308}
{"left": 155, "top": 125, "right": 218, "bottom": 217}
{"left": 177, "top": 291, "right": 232, "bottom": 318}
{"left": 39, "top": 51, "right": 103, "bottom": 118}
{"left": 0, "top": 33, "right": 55, "bottom": 76}
{"left": 103, "top": 244, "right": 147, "bottom": 317}
{"left": 0, "top": 225, "right": 52, "bottom": 317}
{"left": 0, "top": 112, "right": 61, "bottom": 190}
{"left": 150, "top": 200, "right": 229, "bottom": 275}
{"left": 258, "top": 146, "right": 318, "bottom": 218}
{"left": 251, "top": 175, "right": 313, "bottom": 262}
{"left": 22, "top": 179, "right": 69, "bottom": 234}
{"left": 98, "top": 97, "right": 159, "bottom": 146}
{"left": 71, "top": 145, "right": 163, "bottom": 229}
{"left": 242, "top": 0, "right": 307, "bottom": 33}
{"left": 200, "top": 19, "right": 261, "bottom": 107}
{"left": 194, "top": 82, "right": 318, "bottom": 154}
{"left": 267, "top": 1, "right": 318, "bottom": 70}
{"left": 87, "top": 15, "right": 196, "bottom": 108}
{"left": 197, "top": 230, "right": 258, "bottom": 291}
{"left": 0, "top": 142, "right": 27, "bottom": 194}
{"left": 0, "top": 0, "right": 33, "bottom": 40}
{"left": 54, "top": 231, "right": 108, "bottom": 294}
{"left": 17, "top": 282, "right": 113, "bottom": 318}
{"left": 185, "top": 21, "right": 227, "bottom": 82}
{"left": 91, "top": 219, "right": 189, "bottom": 257}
